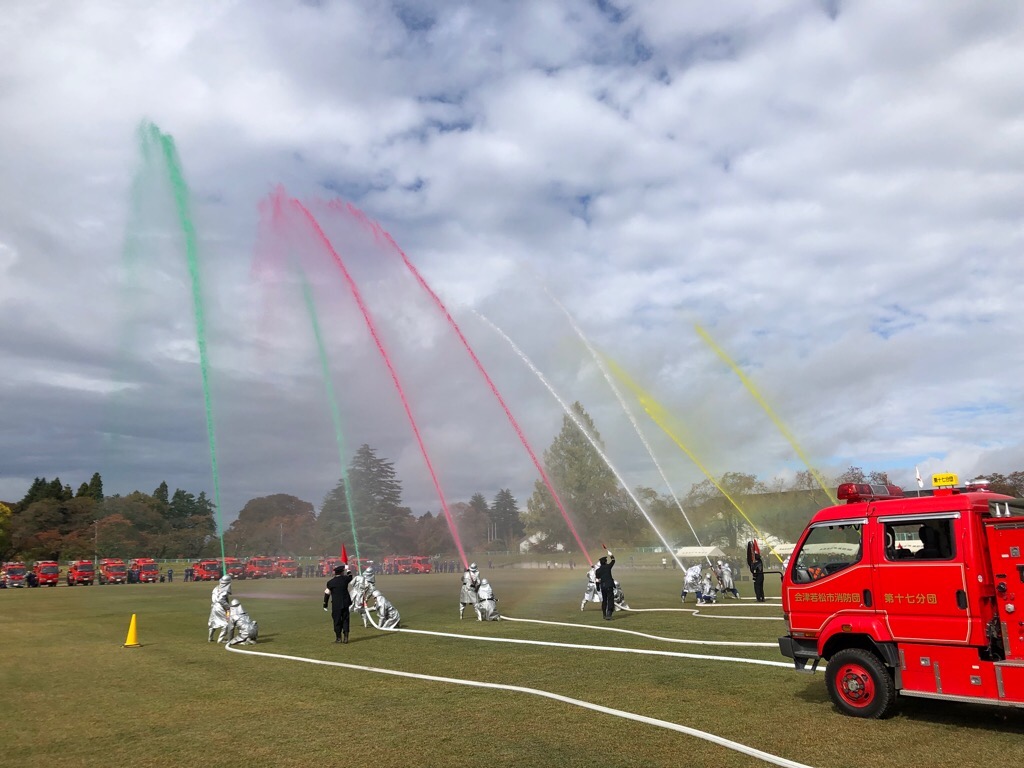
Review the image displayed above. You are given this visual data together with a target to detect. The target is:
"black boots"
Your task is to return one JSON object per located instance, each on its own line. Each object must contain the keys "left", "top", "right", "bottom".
{"left": 343, "top": 633, "right": 349, "bottom": 644}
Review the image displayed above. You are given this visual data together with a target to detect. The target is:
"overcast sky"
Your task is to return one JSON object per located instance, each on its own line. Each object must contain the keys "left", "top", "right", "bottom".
{"left": 2, "top": 1, "right": 1023, "bottom": 532}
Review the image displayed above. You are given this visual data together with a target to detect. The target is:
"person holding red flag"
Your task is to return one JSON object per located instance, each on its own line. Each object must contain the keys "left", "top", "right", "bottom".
{"left": 747, "top": 539, "right": 765, "bottom": 602}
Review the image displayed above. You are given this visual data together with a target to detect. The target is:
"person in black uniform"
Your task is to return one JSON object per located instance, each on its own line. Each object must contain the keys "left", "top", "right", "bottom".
{"left": 323, "top": 565, "right": 354, "bottom": 643}
{"left": 750, "top": 551, "right": 765, "bottom": 602}
{"left": 595, "top": 552, "right": 616, "bottom": 620}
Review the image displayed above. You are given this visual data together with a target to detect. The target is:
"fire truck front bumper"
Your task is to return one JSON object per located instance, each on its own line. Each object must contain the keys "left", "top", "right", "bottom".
{"left": 779, "top": 636, "right": 821, "bottom": 674}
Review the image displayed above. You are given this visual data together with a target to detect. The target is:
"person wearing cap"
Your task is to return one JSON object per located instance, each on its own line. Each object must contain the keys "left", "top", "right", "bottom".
{"left": 226, "top": 598, "right": 259, "bottom": 646}
{"left": 208, "top": 573, "right": 233, "bottom": 642}
{"left": 323, "top": 564, "right": 354, "bottom": 644}
{"left": 750, "top": 550, "right": 765, "bottom": 602}
{"left": 595, "top": 551, "right": 616, "bottom": 620}
{"left": 459, "top": 562, "right": 481, "bottom": 620}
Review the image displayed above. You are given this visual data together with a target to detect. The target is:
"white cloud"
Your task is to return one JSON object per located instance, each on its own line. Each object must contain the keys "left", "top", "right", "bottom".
{"left": 1, "top": 0, "right": 1023, "bottom": 527}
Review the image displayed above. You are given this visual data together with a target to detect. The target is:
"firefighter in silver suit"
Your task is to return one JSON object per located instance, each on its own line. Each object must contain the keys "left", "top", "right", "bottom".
{"left": 350, "top": 569, "right": 374, "bottom": 628}
{"left": 208, "top": 573, "right": 232, "bottom": 642}
{"left": 226, "top": 598, "right": 259, "bottom": 645}
{"left": 613, "top": 580, "right": 629, "bottom": 611}
{"left": 372, "top": 589, "right": 401, "bottom": 629}
{"left": 477, "top": 578, "right": 500, "bottom": 621}
{"left": 717, "top": 560, "right": 739, "bottom": 599}
{"left": 459, "top": 563, "right": 481, "bottom": 620}
{"left": 580, "top": 563, "right": 599, "bottom": 610}
{"left": 681, "top": 564, "right": 702, "bottom": 603}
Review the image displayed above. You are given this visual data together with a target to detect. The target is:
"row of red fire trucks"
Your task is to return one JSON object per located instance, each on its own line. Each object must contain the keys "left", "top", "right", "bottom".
{"left": 0, "top": 556, "right": 308, "bottom": 587}
{"left": 314, "top": 555, "right": 433, "bottom": 577}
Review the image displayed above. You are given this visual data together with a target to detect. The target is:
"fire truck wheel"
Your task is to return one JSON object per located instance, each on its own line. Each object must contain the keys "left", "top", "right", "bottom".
{"left": 825, "top": 648, "right": 896, "bottom": 719}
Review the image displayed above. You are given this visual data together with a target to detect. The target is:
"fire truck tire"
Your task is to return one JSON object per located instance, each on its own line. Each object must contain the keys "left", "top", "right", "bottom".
{"left": 825, "top": 648, "right": 896, "bottom": 719}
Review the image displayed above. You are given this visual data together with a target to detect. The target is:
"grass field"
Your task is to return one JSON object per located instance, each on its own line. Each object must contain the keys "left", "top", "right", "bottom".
{"left": 3, "top": 567, "right": 1022, "bottom": 767}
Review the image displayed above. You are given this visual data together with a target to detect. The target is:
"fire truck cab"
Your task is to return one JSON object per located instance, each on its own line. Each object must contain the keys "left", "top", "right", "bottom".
{"left": 410, "top": 556, "right": 432, "bottom": 574}
{"left": 98, "top": 558, "right": 128, "bottom": 585}
{"left": 245, "top": 556, "right": 275, "bottom": 579}
{"left": 2, "top": 561, "right": 27, "bottom": 588}
{"left": 274, "top": 557, "right": 299, "bottom": 578}
{"left": 33, "top": 560, "right": 61, "bottom": 587}
{"left": 67, "top": 560, "right": 94, "bottom": 586}
{"left": 222, "top": 557, "right": 245, "bottom": 580}
{"left": 192, "top": 559, "right": 223, "bottom": 581}
{"left": 129, "top": 558, "right": 160, "bottom": 583}
{"left": 780, "top": 473, "right": 1024, "bottom": 717}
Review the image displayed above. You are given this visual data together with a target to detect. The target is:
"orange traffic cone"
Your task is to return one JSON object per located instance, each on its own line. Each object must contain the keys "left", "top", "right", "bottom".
{"left": 123, "top": 613, "right": 141, "bottom": 648}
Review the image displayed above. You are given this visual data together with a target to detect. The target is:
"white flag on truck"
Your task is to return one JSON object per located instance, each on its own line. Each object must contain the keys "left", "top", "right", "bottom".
{"left": 915, "top": 466, "right": 923, "bottom": 489}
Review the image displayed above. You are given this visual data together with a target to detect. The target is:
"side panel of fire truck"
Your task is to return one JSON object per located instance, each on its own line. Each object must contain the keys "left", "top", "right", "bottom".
{"left": 871, "top": 509, "right": 973, "bottom": 644}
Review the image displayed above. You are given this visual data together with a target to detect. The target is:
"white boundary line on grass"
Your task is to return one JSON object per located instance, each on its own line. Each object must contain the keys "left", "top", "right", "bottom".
{"left": 225, "top": 643, "right": 815, "bottom": 768}
{"left": 499, "top": 615, "right": 777, "bottom": 647}
{"left": 359, "top": 618, "right": 790, "bottom": 667}
{"left": 622, "top": 606, "right": 784, "bottom": 621}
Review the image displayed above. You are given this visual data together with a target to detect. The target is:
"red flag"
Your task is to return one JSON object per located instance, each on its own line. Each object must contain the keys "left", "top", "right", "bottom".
{"left": 341, "top": 544, "right": 348, "bottom": 565}
{"left": 753, "top": 539, "right": 760, "bottom": 556}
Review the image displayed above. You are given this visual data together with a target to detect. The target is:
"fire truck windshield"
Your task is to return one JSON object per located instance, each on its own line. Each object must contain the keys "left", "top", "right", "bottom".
{"left": 108, "top": 565, "right": 127, "bottom": 573}
{"left": 78, "top": 563, "right": 94, "bottom": 571}
{"left": 141, "top": 564, "right": 158, "bottom": 571}
{"left": 40, "top": 566, "right": 59, "bottom": 574}
{"left": 7, "top": 566, "right": 25, "bottom": 575}
{"left": 792, "top": 522, "right": 863, "bottom": 583}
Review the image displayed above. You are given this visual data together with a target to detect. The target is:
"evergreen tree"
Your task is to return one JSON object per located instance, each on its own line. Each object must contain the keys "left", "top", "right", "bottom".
{"left": 76, "top": 482, "right": 91, "bottom": 498}
{"left": 491, "top": 488, "right": 524, "bottom": 550}
{"left": 318, "top": 444, "right": 412, "bottom": 557}
{"left": 154, "top": 481, "right": 169, "bottom": 506}
{"left": 524, "top": 402, "right": 623, "bottom": 551}
{"left": 87, "top": 472, "right": 104, "bottom": 501}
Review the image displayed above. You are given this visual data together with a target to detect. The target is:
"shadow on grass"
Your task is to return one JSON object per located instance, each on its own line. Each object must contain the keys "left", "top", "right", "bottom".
{"left": 793, "top": 677, "right": 1024, "bottom": 732}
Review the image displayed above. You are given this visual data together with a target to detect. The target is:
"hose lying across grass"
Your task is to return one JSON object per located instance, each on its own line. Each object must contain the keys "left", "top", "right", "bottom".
{"left": 226, "top": 639, "right": 814, "bottom": 768}
{"left": 499, "top": 615, "right": 777, "bottom": 647}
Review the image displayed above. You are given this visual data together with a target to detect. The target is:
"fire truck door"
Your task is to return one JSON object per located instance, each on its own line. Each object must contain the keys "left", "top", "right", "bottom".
{"left": 874, "top": 513, "right": 970, "bottom": 644}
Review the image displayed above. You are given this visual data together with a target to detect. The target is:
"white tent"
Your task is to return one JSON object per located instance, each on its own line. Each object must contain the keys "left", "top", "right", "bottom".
{"left": 674, "top": 546, "right": 726, "bottom": 561}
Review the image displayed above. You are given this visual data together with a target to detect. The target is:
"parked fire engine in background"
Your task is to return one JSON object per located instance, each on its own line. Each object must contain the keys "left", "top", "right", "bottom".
{"left": 2, "top": 561, "right": 27, "bottom": 588}
{"left": 780, "top": 473, "right": 1024, "bottom": 717}
{"left": 318, "top": 557, "right": 343, "bottom": 577}
{"left": 98, "top": 558, "right": 128, "bottom": 585}
{"left": 410, "top": 556, "right": 432, "bottom": 574}
{"left": 67, "top": 560, "right": 94, "bottom": 586}
{"left": 129, "top": 558, "right": 160, "bottom": 583}
{"left": 222, "top": 557, "right": 245, "bottom": 580}
{"left": 245, "top": 556, "right": 275, "bottom": 580}
{"left": 33, "top": 560, "right": 60, "bottom": 587}
{"left": 192, "top": 559, "right": 222, "bottom": 581}
{"left": 274, "top": 557, "right": 299, "bottom": 578}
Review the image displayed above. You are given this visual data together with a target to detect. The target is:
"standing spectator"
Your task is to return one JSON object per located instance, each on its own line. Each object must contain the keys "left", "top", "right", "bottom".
{"left": 323, "top": 565, "right": 354, "bottom": 644}
{"left": 661, "top": 557, "right": 667, "bottom": 569}
{"left": 595, "top": 552, "right": 616, "bottom": 620}
{"left": 167, "top": 568, "right": 174, "bottom": 582}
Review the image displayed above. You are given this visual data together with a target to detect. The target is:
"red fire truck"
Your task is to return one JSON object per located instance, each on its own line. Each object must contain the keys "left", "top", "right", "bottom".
{"left": 779, "top": 473, "right": 1024, "bottom": 717}
{"left": 274, "top": 557, "right": 299, "bottom": 578}
{"left": 245, "top": 556, "right": 275, "bottom": 579}
{"left": 410, "top": 556, "right": 432, "bottom": 574}
{"left": 222, "top": 557, "right": 245, "bottom": 580}
{"left": 33, "top": 560, "right": 61, "bottom": 587}
{"left": 67, "top": 560, "right": 94, "bottom": 586}
{"left": 129, "top": 558, "right": 160, "bottom": 583}
{"left": 98, "top": 558, "right": 128, "bottom": 585}
{"left": 192, "top": 559, "right": 223, "bottom": 581}
{"left": 2, "top": 561, "right": 27, "bottom": 588}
